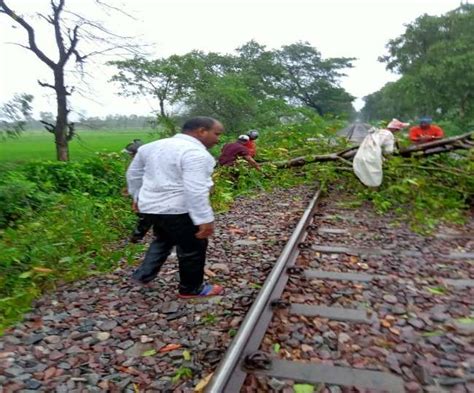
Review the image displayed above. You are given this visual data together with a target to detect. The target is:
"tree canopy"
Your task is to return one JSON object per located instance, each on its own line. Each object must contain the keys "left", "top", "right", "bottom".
{"left": 362, "top": 4, "right": 474, "bottom": 129}
{"left": 108, "top": 41, "right": 355, "bottom": 132}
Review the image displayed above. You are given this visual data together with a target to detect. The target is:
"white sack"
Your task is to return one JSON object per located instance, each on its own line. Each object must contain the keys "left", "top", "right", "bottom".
{"left": 353, "top": 128, "right": 394, "bottom": 187}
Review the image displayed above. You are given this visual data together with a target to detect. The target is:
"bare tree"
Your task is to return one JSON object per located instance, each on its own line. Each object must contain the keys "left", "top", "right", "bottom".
{"left": 0, "top": 0, "right": 139, "bottom": 160}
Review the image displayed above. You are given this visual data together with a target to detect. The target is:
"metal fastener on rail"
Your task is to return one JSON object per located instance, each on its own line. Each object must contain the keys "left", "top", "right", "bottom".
{"left": 297, "top": 242, "right": 311, "bottom": 249}
{"left": 270, "top": 299, "right": 290, "bottom": 310}
{"left": 287, "top": 266, "right": 304, "bottom": 275}
{"left": 238, "top": 295, "right": 254, "bottom": 307}
{"left": 243, "top": 351, "right": 272, "bottom": 370}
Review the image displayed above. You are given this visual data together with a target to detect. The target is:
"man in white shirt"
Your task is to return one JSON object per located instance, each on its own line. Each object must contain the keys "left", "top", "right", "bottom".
{"left": 126, "top": 117, "right": 224, "bottom": 298}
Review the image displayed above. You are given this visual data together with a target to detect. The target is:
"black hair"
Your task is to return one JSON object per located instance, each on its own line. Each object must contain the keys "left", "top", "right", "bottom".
{"left": 182, "top": 117, "right": 217, "bottom": 133}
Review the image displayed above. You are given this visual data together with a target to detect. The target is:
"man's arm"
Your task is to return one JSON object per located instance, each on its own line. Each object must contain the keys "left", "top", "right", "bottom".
{"left": 182, "top": 151, "right": 215, "bottom": 238}
{"left": 126, "top": 151, "right": 145, "bottom": 202}
{"left": 243, "top": 155, "right": 261, "bottom": 170}
{"left": 432, "top": 125, "right": 445, "bottom": 139}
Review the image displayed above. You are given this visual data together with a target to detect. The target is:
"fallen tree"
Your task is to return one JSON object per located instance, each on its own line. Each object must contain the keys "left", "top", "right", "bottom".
{"left": 274, "top": 131, "right": 474, "bottom": 168}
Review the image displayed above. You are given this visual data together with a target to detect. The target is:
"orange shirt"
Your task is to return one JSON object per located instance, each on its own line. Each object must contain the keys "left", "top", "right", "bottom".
{"left": 243, "top": 140, "right": 256, "bottom": 157}
{"left": 408, "top": 125, "right": 444, "bottom": 143}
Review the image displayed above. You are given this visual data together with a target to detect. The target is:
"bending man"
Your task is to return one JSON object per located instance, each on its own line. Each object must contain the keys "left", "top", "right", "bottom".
{"left": 218, "top": 134, "right": 261, "bottom": 170}
{"left": 409, "top": 117, "right": 444, "bottom": 144}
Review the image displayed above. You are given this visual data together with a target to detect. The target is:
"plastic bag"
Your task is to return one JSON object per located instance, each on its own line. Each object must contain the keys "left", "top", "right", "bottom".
{"left": 353, "top": 128, "right": 383, "bottom": 187}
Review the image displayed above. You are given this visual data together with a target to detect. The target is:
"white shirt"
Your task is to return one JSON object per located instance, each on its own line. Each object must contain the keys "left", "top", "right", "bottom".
{"left": 126, "top": 134, "right": 215, "bottom": 225}
{"left": 352, "top": 128, "right": 395, "bottom": 187}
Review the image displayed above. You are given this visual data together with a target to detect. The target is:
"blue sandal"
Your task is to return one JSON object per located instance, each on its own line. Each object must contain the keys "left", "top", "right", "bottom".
{"left": 178, "top": 283, "right": 224, "bottom": 299}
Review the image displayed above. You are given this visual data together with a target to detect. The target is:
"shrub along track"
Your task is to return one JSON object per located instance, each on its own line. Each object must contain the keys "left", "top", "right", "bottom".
{"left": 209, "top": 191, "right": 473, "bottom": 393}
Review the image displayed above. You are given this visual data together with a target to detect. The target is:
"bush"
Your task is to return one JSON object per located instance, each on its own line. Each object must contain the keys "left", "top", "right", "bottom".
{"left": 0, "top": 153, "right": 139, "bottom": 331}
{"left": 0, "top": 172, "right": 51, "bottom": 227}
{"left": 0, "top": 193, "right": 139, "bottom": 330}
{"left": 0, "top": 153, "right": 128, "bottom": 229}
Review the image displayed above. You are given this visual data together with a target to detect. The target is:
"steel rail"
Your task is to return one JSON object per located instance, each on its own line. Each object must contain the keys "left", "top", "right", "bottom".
{"left": 206, "top": 188, "right": 321, "bottom": 393}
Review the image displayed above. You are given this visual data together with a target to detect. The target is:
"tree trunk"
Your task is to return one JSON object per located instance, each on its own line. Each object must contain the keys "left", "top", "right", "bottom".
{"left": 159, "top": 98, "right": 166, "bottom": 118}
{"left": 54, "top": 69, "right": 69, "bottom": 161}
{"left": 273, "top": 132, "right": 473, "bottom": 169}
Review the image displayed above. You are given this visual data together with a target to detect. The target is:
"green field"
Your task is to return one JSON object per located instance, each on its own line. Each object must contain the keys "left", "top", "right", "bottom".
{"left": 0, "top": 129, "right": 157, "bottom": 163}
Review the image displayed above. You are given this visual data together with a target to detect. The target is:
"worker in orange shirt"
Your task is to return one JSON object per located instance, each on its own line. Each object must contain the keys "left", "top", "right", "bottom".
{"left": 244, "top": 129, "right": 259, "bottom": 157}
{"left": 408, "top": 117, "right": 444, "bottom": 144}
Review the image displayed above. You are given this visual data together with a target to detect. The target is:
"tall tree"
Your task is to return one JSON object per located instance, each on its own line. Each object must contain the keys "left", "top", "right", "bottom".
{"left": 108, "top": 55, "right": 199, "bottom": 120}
{"left": 376, "top": 4, "right": 474, "bottom": 126}
{"left": 0, "top": 0, "right": 138, "bottom": 160}
{"left": 274, "top": 42, "right": 355, "bottom": 116}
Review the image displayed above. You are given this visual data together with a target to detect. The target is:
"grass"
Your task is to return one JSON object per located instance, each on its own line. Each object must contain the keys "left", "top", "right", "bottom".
{"left": 0, "top": 129, "right": 158, "bottom": 163}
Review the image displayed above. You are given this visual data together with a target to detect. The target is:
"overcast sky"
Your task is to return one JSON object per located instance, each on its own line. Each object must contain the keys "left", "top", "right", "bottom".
{"left": 0, "top": 0, "right": 464, "bottom": 118}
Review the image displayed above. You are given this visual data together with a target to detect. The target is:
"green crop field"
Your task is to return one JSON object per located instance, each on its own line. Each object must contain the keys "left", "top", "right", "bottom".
{"left": 0, "top": 129, "right": 157, "bottom": 163}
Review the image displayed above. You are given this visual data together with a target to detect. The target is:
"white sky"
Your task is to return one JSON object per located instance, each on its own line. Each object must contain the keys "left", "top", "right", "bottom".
{"left": 0, "top": 0, "right": 464, "bottom": 118}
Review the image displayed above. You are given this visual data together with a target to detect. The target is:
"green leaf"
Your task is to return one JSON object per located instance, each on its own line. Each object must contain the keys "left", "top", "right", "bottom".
{"left": 182, "top": 350, "right": 191, "bottom": 361}
{"left": 273, "top": 343, "right": 281, "bottom": 353}
{"left": 427, "top": 286, "right": 446, "bottom": 295}
{"left": 59, "top": 256, "right": 73, "bottom": 264}
{"left": 141, "top": 349, "right": 157, "bottom": 357}
{"left": 18, "top": 271, "right": 32, "bottom": 279}
{"left": 455, "top": 317, "right": 474, "bottom": 324}
{"left": 421, "top": 330, "right": 443, "bottom": 337}
{"left": 293, "top": 384, "right": 315, "bottom": 393}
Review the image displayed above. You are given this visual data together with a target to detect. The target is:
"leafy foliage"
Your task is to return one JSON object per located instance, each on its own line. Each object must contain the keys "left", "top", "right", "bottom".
{"left": 0, "top": 154, "right": 141, "bottom": 331}
{"left": 0, "top": 94, "right": 34, "bottom": 139}
{"left": 108, "top": 41, "right": 355, "bottom": 132}
{"left": 0, "top": 118, "right": 471, "bottom": 333}
{"left": 363, "top": 4, "right": 474, "bottom": 129}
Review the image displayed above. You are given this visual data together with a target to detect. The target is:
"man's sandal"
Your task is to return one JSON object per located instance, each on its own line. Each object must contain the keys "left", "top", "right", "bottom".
{"left": 178, "top": 283, "right": 224, "bottom": 299}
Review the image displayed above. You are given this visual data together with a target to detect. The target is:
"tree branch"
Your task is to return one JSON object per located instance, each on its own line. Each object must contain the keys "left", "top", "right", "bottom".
{"left": 94, "top": 0, "right": 136, "bottom": 19}
{"left": 398, "top": 132, "right": 474, "bottom": 156}
{"left": 0, "top": 0, "right": 55, "bottom": 69}
{"left": 52, "top": 0, "right": 67, "bottom": 59}
{"left": 38, "top": 80, "right": 56, "bottom": 89}
{"left": 62, "top": 25, "right": 80, "bottom": 65}
{"left": 40, "top": 120, "right": 55, "bottom": 133}
{"left": 273, "top": 133, "right": 474, "bottom": 168}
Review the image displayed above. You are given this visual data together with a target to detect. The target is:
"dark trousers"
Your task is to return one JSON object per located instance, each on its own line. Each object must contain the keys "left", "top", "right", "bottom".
{"left": 132, "top": 213, "right": 207, "bottom": 294}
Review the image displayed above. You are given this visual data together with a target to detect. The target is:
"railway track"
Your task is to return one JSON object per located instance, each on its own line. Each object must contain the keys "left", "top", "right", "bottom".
{"left": 206, "top": 189, "right": 474, "bottom": 393}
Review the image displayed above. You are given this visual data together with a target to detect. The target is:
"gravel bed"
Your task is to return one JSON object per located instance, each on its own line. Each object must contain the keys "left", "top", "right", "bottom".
{"left": 0, "top": 185, "right": 315, "bottom": 392}
{"left": 251, "top": 196, "right": 473, "bottom": 393}
{"left": 299, "top": 252, "right": 474, "bottom": 280}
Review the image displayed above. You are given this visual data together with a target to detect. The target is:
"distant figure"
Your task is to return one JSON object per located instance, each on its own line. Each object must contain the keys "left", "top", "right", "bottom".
{"left": 123, "top": 139, "right": 153, "bottom": 243}
{"left": 127, "top": 117, "right": 224, "bottom": 298}
{"left": 353, "top": 119, "right": 409, "bottom": 187}
{"left": 244, "top": 129, "right": 259, "bottom": 157}
{"left": 218, "top": 135, "right": 260, "bottom": 170}
{"left": 409, "top": 117, "right": 444, "bottom": 144}
{"left": 123, "top": 139, "right": 144, "bottom": 156}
